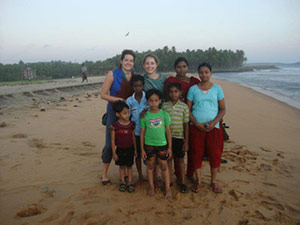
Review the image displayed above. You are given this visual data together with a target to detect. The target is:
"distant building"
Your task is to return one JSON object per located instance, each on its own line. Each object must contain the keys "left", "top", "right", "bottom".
{"left": 23, "top": 68, "right": 37, "bottom": 80}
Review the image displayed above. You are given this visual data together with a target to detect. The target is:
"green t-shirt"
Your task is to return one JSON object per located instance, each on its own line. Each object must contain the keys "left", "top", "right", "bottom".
{"left": 140, "top": 109, "right": 172, "bottom": 146}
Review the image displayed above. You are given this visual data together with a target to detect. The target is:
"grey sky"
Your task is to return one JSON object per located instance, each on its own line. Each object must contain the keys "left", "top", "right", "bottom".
{"left": 0, "top": 0, "right": 299, "bottom": 64}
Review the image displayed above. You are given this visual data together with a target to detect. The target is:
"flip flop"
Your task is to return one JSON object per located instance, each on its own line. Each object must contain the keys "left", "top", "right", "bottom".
{"left": 221, "top": 159, "right": 228, "bottom": 164}
{"left": 101, "top": 178, "right": 112, "bottom": 186}
{"left": 211, "top": 182, "right": 222, "bottom": 193}
{"left": 192, "top": 183, "right": 201, "bottom": 193}
{"left": 180, "top": 184, "right": 188, "bottom": 194}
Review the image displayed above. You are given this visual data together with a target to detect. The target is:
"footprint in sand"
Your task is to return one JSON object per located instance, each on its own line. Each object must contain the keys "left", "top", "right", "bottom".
{"left": 258, "top": 163, "right": 272, "bottom": 172}
{"left": 40, "top": 213, "right": 60, "bottom": 223}
{"left": 50, "top": 143, "right": 62, "bottom": 147}
{"left": 11, "top": 163, "right": 23, "bottom": 169}
{"left": 12, "top": 133, "right": 28, "bottom": 138}
{"left": 82, "top": 141, "right": 95, "bottom": 147}
{"left": 276, "top": 153, "right": 284, "bottom": 159}
{"left": 262, "top": 182, "right": 277, "bottom": 187}
{"left": 74, "top": 152, "right": 98, "bottom": 156}
{"left": 57, "top": 211, "right": 74, "bottom": 225}
{"left": 28, "top": 138, "right": 47, "bottom": 149}
{"left": 16, "top": 204, "right": 47, "bottom": 218}
{"left": 261, "top": 201, "right": 285, "bottom": 211}
{"left": 260, "top": 147, "right": 272, "bottom": 152}
{"left": 232, "top": 179, "right": 250, "bottom": 184}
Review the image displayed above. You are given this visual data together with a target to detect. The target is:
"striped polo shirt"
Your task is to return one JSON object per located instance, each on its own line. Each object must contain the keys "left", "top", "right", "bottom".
{"left": 162, "top": 100, "right": 189, "bottom": 139}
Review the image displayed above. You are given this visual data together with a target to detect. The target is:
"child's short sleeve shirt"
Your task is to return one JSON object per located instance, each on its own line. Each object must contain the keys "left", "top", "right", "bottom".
{"left": 111, "top": 121, "right": 135, "bottom": 148}
{"left": 162, "top": 101, "right": 189, "bottom": 139}
{"left": 140, "top": 110, "right": 171, "bottom": 146}
{"left": 126, "top": 91, "right": 148, "bottom": 136}
{"left": 187, "top": 83, "right": 224, "bottom": 129}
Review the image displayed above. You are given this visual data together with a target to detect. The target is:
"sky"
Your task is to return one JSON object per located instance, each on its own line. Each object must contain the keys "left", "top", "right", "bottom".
{"left": 0, "top": 0, "right": 299, "bottom": 64}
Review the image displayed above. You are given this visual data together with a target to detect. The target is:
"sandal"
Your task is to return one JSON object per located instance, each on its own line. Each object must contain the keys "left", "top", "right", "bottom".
{"left": 101, "top": 178, "right": 112, "bottom": 186}
{"left": 211, "top": 182, "right": 222, "bottom": 193}
{"left": 127, "top": 183, "right": 135, "bottom": 193}
{"left": 119, "top": 182, "right": 127, "bottom": 192}
{"left": 187, "top": 176, "right": 197, "bottom": 185}
{"left": 180, "top": 184, "right": 188, "bottom": 194}
{"left": 221, "top": 158, "right": 228, "bottom": 164}
{"left": 192, "top": 183, "right": 201, "bottom": 193}
{"left": 160, "top": 182, "right": 173, "bottom": 192}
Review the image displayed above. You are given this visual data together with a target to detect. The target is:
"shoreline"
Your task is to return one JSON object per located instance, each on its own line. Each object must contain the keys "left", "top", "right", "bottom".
{"left": 213, "top": 77, "right": 300, "bottom": 110}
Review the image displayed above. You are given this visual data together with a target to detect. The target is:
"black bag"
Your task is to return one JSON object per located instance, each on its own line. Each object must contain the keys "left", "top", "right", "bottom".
{"left": 221, "top": 123, "right": 230, "bottom": 141}
{"left": 102, "top": 113, "right": 108, "bottom": 126}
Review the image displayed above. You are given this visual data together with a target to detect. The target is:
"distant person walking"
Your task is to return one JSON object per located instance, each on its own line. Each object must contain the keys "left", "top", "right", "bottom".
{"left": 81, "top": 63, "right": 88, "bottom": 82}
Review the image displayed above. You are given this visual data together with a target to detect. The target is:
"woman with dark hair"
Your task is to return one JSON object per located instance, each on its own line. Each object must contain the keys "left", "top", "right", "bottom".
{"left": 164, "top": 57, "right": 199, "bottom": 102}
{"left": 100, "top": 49, "right": 136, "bottom": 185}
{"left": 164, "top": 57, "right": 200, "bottom": 183}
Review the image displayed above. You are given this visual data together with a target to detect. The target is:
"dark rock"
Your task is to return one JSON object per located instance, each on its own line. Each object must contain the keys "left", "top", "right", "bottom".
{"left": 0, "top": 122, "right": 7, "bottom": 127}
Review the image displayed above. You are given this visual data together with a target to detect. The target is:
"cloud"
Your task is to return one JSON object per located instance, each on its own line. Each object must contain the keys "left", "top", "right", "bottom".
{"left": 43, "top": 44, "right": 52, "bottom": 48}
{"left": 87, "top": 46, "right": 97, "bottom": 51}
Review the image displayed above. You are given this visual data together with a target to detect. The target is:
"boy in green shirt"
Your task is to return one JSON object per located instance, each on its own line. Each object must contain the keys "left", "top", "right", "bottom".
{"left": 140, "top": 89, "right": 173, "bottom": 199}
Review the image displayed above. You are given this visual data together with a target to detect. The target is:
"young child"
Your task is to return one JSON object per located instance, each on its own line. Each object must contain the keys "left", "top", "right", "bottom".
{"left": 140, "top": 89, "right": 173, "bottom": 199}
{"left": 187, "top": 62, "right": 225, "bottom": 193}
{"left": 162, "top": 83, "right": 189, "bottom": 193}
{"left": 111, "top": 101, "right": 137, "bottom": 193}
{"left": 126, "top": 75, "right": 148, "bottom": 183}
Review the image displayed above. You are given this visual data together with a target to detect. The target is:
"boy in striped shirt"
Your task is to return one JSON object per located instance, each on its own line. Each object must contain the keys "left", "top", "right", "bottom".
{"left": 162, "top": 82, "right": 189, "bottom": 193}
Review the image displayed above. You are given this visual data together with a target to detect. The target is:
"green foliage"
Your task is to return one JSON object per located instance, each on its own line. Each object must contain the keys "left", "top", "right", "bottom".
{"left": 0, "top": 46, "right": 246, "bottom": 81}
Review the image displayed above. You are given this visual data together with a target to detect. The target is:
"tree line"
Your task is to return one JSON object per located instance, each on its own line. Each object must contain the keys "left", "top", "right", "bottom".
{"left": 0, "top": 46, "right": 246, "bottom": 81}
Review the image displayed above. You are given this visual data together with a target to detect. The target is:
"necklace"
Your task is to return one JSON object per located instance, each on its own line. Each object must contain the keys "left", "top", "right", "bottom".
{"left": 198, "top": 82, "right": 212, "bottom": 94}
{"left": 176, "top": 75, "right": 189, "bottom": 82}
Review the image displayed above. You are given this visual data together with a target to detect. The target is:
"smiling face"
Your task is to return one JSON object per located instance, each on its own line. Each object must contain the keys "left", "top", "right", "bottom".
{"left": 120, "top": 54, "right": 134, "bottom": 72}
{"left": 143, "top": 56, "right": 158, "bottom": 74}
{"left": 175, "top": 61, "right": 188, "bottom": 77}
{"left": 198, "top": 66, "right": 212, "bottom": 82}
{"left": 147, "top": 94, "right": 161, "bottom": 110}
{"left": 116, "top": 107, "right": 130, "bottom": 121}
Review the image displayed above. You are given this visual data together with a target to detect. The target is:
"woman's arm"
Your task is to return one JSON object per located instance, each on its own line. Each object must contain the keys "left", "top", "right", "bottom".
{"left": 100, "top": 71, "right": 125, "bottom": 103}
{"left": 206, "top": 98, "right": 226, "bottom": 132}
{"left": 187, "top": 99, "right": 207, "bottom": 132}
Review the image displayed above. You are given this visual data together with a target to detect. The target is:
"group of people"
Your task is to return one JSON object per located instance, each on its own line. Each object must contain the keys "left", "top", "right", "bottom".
{"left": 100, "top": 49, "right": 225, "bottom": 198}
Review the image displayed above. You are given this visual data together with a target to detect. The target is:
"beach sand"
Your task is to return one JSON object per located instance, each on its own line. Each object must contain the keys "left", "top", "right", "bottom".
{"left": 0, "top": 77, "right": 300, "bottom": 225}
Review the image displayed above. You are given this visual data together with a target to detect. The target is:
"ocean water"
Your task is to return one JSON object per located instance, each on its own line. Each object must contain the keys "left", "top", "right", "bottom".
{"left": 212, "top": 67, "right": 300, "bottom": 110}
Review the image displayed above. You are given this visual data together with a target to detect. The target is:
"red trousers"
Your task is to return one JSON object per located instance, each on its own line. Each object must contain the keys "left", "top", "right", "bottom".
{"left": 189, "top": 124, "right": 223, "bottom": 169}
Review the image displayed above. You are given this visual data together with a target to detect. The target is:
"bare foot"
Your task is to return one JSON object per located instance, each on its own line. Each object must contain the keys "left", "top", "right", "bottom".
{"left": 148, "top": 188, "right": 155, "bottom": 196}
{"left": 165, "top": 189, "right": 173, "bottom": 199}
{"left": 211, "top": 182, "right": 222, "bottom": 193}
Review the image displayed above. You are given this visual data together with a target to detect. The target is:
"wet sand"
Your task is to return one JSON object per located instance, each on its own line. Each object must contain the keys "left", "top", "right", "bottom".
{"left": 0, "top": 76, "right": 300, "bottom": 225}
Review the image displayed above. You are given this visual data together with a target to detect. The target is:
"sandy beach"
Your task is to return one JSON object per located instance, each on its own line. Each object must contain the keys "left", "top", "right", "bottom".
{"left": 0, "top": 76, "right": 300, "bottom": 225}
